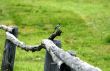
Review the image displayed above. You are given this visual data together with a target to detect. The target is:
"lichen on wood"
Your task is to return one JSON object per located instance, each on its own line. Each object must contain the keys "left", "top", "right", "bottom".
{"left": 42, "top": 39, "right": 102, "bottom": 71}
{"left": 6, "top": 32, "right": 42, "bottom": 51}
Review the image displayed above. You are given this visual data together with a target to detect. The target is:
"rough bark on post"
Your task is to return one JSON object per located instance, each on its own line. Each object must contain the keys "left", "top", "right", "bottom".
{"left": 44, "top": 40, "right": 61, "bottom": 71}
{"left": 42, "top": 39, "right": 102, "bottom": 71}
{"left": 1, "top": 27, "right": 18, "bottom": 71}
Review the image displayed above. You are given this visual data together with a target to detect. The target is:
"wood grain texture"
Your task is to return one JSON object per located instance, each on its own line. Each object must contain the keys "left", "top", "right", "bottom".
{"left": 1, "top": 27, "right": 18, "bottom": 71}
{"left": 44, "top": 40, "right": 63, "bottom": 71}
{"left": 42, "top": 39, "right": 102, "bottom": 71}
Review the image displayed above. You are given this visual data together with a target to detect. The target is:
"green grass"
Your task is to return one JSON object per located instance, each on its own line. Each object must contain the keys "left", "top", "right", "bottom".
{"left": 0, "top": 0, "right": 110, "bottom": 71}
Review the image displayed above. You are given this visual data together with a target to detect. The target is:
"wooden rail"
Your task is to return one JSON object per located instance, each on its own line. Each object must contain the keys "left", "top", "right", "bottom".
{"left": 42, "top": 39, "right": 101, "bottom": 71}
{"left": 0, "top": 25, "right": 102, "bottom": 71}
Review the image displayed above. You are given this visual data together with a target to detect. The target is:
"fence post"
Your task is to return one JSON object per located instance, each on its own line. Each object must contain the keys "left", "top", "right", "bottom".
{"left": 1, "top": 27, "right": 18, "bottom": 71}
{"left": 44, "top": 40, "right": 61, "bottom": 71}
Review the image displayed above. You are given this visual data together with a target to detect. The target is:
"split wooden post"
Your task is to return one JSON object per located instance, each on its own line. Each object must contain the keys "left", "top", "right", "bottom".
{"left": 1, "top": 27, "right": 18, "bottom": 71}
{"left": 44, "top": 40, "right": 61, "bottom": 71}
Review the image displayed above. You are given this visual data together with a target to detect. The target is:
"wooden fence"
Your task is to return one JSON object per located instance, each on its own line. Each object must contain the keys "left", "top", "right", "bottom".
{"left": 0, "top": 25, "right": 102, "bottom": 71}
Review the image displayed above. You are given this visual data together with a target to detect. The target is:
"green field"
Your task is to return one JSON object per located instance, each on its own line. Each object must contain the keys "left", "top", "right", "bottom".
{"left": 0, "top": 0, "right": 110, "bottom": 71}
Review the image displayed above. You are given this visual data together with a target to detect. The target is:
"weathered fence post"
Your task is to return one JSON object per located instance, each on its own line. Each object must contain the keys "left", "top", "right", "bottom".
{"left": 44, "top": 40, "right": 61, "bottom": 71}
{"left": 1, "top": 27, "right": 18, "bottom": 71}
{"left": 44, "top": 40, "right": 75, "bottom": 71}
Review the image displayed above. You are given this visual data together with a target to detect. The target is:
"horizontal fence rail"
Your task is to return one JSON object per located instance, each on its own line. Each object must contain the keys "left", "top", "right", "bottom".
{"left": 0, "top": 25, "right": 102, "bottom": 71}
{"left": 42, "top": 39, "right": 101, "bottom": 71}
{"left": 6, "top": 32, "right": 43, "bottom": 52}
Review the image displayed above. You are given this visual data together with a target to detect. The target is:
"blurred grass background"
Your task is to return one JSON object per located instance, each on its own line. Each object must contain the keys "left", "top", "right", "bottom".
{"left": 0, "top": 0, "right": 110, "bottom": 71}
